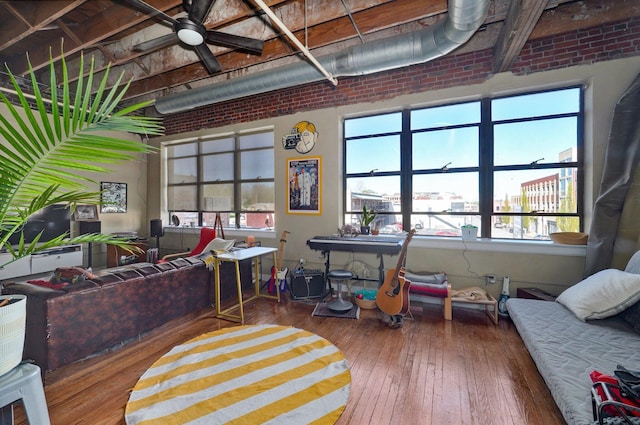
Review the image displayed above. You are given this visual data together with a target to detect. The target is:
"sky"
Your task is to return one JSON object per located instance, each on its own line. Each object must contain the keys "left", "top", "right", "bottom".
{"left": 344, "top": 87, "right": 580, "bottom": 202}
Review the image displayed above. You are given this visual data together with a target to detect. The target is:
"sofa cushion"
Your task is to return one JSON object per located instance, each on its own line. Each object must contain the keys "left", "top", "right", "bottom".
{"left": 134, "top": 265, "right": 163, "bottom": 276}
{"left": 556, "top": 269, "right": 640, "bottom": 321}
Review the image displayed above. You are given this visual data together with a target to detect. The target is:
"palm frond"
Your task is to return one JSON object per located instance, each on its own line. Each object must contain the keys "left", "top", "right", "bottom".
{"left": 0, "top": 49, "right": 164, "bottom": 263}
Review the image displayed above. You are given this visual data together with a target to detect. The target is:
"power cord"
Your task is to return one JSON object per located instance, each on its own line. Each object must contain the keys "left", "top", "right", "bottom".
{"left": 461, "top": 239, "right": 483, "bottom": 280}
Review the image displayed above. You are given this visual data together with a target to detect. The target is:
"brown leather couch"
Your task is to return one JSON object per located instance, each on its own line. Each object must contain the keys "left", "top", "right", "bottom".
{"left": 1, "top": 256, "right": 251, "bottom": 373}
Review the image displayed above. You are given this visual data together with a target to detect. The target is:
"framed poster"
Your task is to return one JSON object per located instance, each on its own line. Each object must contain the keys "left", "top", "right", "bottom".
{"left": 73, "top": 204, "right": 99, "bottom": 221}
{"left": 100, "top": 182, "right": 127, "bottom": 213}
{"left": 287, "top": 157, "right": 321, "bottom": 215}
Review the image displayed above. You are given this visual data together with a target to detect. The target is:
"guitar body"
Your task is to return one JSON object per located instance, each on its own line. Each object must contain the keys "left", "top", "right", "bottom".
{"left": 376, "top": 268, "right": 411, "bottom": 316}
{"left": 267, "top": 266, "right": 276, "bottom": 293}
{"left": 375, "top": 229, "right": 416, "bottom": 317}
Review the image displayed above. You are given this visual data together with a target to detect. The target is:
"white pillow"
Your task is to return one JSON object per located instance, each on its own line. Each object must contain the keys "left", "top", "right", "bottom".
{"left": 556, "top": 269, "right": 640, "bottom": 321}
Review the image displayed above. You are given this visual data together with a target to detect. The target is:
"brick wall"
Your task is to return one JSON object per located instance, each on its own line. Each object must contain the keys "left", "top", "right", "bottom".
{"left": 163, "top": 17, "right": 640, "bottom": 135}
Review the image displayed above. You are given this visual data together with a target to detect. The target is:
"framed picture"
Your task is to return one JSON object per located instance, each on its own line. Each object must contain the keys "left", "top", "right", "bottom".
{"left": 287, "top": 157, "right": 321, "bottom": 215}
{"left": 73, "top": 205, "right": 98, "bottom": 221}
{"left": 100, "top": 182, "right": 127, "bottom": 213}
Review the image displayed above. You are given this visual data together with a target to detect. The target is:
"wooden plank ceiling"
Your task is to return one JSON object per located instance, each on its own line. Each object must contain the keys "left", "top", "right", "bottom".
{"left": 0, "top": 0, "right": 638, "bottom": 114}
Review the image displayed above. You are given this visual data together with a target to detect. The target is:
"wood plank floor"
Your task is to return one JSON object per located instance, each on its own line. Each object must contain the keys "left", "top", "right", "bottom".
{"left": 13, "top": 296, "right": 567, "bottom": 425}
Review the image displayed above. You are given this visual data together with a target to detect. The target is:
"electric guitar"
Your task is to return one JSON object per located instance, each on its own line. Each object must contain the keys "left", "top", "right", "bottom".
{"left": 268, "top": 230, "right": 290, "bottom": 293}
{"left": 375, "top": 229, "right": 416, "bottom": 316}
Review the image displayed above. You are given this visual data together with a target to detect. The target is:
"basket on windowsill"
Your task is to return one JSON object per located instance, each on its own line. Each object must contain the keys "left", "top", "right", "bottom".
{"left": 354, "top": 288, "right": 378, "bottom": 309}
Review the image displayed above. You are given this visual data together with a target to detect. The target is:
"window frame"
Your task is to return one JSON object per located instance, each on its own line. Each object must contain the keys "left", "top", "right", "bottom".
{"left": 165, "top": 129, "right": 275, "bottom": 230}
{"left": 343, "top": 86, "right": 584, "bottom": 240}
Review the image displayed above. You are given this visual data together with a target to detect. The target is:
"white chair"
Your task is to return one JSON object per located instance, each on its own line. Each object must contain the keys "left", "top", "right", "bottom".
{"left": 0, "top": 362, "right": 51, "bottom": 425}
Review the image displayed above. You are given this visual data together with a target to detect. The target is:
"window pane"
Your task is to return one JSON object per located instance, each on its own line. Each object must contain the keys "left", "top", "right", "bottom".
{"left": 413, "top": 127, "right": 478, "bottom": 170}
{"left": 168, "top": 157, "right": 197, "bottom": 184}
{"left": 201, "top": 138, "right": 234, "bottom": 153}
{"left": 492, "top": 88, "right": 580, "bottom": 121}
{"left": 203, "top": 212, "right": 231, "bottom": 227}
{"left": 494, "top": 117, "right": 577, "bottom": 166}
{"left": 347, "top": 191, "right": 399, "bottom": 231}
{"left": 345, "top": 212, "right": 399, "bottom": 233}
{"left": 168, "top": 186, "right": 197, "bottom": 210}
{"left": 411, "top": 213, "right": 480, "bottom": 237}
{"left": 493, "top": 215, "right": 579, "bottom": 240}
{"left": 346, "top": 135, "right": 400, "bottom": 174}
{"left": 494, "top": 168, "right": 576, "bottom": 214}
{"left": 244, "top": 212, "right": 275, "bottom": 229}
{"left": 201, "top": 183, "right": 234, "bottom": 211}
{"left": 347, "top": 176, "right": 400, "bottom": 201}
{"left": 345, "top": 112, "right": 401, "bottom": 137}
{"left": 411, "top": 101, "right": 480, "bottom": 130}
{"left": 241, "top": 182, "right": 275, "bottom": 210}
{"left": 412, "top": 173, "right": 479, "bottom": 212}
{"left": 170, "top": 212, "right": 198, "bottom": 227}
{"left": 167, "top": 142, "right": 197, "bottom": 157}
{"left": 241, "top": 149, "right": 274, "bottom": 179}
{"left": 239, "top": 132, "right": 273, "bottom": 149}
{"left": 202, "top": 153, "right": 234, "bottom": 181}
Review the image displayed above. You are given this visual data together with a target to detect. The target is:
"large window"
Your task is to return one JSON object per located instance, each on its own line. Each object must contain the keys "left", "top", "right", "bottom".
{"left": 344, "top": 87, "right": 583, "bottom": 240}
{"left": 166, "top": 130, "right": 275, "bottom": 230}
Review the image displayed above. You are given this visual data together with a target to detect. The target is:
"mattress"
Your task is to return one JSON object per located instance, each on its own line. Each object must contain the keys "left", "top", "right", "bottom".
{"left": 506, "top": 298, "right": 640, "bottom": 425}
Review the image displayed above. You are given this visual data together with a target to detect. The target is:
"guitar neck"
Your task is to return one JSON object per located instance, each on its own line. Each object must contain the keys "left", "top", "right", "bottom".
{"left": 391, "top": 230, "right": 415, "bottom": 280}
{"left": 276, "top": 230, "right": 289, "bottom": 271}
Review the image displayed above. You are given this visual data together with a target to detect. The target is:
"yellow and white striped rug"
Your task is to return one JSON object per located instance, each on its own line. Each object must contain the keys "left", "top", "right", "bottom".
{"left": 125, "top": 324, "right": 351, "bottom": 425}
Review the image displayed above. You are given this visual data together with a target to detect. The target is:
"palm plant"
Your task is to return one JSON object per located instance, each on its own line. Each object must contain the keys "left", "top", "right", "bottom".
{"left": 0, "top": 51, "right": 163, "bottom": 269}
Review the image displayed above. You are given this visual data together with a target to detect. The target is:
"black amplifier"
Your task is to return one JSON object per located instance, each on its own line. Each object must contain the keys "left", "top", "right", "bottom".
{"left": 289, "top": 269, "right": 325, "bottom": 300}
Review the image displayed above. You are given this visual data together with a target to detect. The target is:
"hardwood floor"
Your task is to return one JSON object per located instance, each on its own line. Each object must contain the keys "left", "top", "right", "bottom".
{"left": 13, "top": 296, "right": 566, "bottom": 425}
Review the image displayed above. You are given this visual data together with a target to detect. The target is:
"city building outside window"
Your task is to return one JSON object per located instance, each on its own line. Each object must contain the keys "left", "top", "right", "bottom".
{"left": 343, "top": 86, "right": 583, "bottom": 240}
{"left": 166, "top": 130, "right": 275, "bottom": 230}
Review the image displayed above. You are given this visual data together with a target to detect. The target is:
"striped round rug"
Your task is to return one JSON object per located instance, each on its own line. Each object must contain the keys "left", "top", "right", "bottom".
{"left": 125, "top": 324, "right": 351, "bottom": 425}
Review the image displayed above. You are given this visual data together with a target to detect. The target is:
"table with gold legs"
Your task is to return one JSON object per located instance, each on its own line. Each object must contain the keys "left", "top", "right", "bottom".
{"left": 213, "top": 246, "right": 280, "bottom": 323}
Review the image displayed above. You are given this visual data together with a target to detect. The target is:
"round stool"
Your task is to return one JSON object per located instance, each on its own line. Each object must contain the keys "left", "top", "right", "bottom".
{"left": 326, "top": 269, "right": 354, "bottom": 312}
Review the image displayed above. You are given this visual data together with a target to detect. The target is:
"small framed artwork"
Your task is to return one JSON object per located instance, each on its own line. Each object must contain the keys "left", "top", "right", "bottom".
{"left": 100, "top": 182, "right": 127, "bottom": 213}
{"left": 287, "top": 156, "right": 321, "bottom": 215}
{"left": 73, "top": 205, "right": 99, "bottom": 221}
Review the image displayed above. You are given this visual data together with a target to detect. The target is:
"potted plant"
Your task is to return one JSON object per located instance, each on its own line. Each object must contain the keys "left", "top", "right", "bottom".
{"left": 359, "top": 205, "right": 377, "bottom": 235}
{"left": 0, "top": 51, "right": 163, "bottom": 372}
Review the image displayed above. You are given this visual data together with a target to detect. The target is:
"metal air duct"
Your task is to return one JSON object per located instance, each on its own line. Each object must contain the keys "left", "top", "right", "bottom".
{"left": 155, "top": 0, "right": 491, "bottom": 115}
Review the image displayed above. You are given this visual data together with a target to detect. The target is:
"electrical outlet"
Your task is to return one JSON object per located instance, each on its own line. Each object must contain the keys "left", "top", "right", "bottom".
{"left": 486, "top": 274, "right": 496, "bottom": 285}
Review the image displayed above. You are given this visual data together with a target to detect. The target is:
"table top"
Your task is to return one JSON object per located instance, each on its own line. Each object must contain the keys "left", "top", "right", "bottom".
{"left": 214, "top": 246, "right": 277, "bottom": 261}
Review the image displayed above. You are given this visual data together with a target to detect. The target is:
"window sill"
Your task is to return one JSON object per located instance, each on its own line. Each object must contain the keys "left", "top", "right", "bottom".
{"left": 411, "top": 236, "right": 586, "bottom": 257}
{"left": 163, "top": 226, "right": 276, "bottom": 240}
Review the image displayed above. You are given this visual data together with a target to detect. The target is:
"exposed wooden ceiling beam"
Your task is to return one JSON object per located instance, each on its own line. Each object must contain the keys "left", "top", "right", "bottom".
{"left": 531, "top": 0, "right": 640, "bottom": 38}
{"left": 492, "top": 0, "right": 547, "bottom": 73}
{"left": 6, "top": 0, "right": 182, "bottom": 75}
{"left": 0, "top": 0, "right": 86, "bottom": 51}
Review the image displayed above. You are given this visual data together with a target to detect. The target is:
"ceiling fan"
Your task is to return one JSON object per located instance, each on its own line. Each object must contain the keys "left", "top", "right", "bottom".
{"left": 125, "top": 0, "right": 264, "bottom": 73}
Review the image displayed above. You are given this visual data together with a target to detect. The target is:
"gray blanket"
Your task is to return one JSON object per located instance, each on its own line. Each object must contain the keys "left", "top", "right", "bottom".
{"left": 506, "top": 298, "right": 640, "bottom": 425}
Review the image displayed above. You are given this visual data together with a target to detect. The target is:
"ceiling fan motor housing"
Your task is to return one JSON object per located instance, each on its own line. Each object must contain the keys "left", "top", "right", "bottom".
{"left": 175, "top": 17, "right": 205, "bottom": 46}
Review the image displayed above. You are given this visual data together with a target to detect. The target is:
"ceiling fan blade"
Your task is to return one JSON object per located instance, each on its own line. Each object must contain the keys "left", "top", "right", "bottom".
{"left": 132, "top": 33, "right": 178, "bottom": 53}
{"left": 123, "top": 0, "right": 178, "bottom": 25}
{"left": 205, "top": 31, "right": 264, "bottom": 55}
{"left": 185, "top": 0, "right": 216, "bottom": 24}
{"left": 194, "top": 43, "right": 222, "bottom": 73}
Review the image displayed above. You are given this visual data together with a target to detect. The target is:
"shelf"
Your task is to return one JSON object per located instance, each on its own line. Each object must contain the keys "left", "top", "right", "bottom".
{"left": 0, "top": 244, "right": 83, "bottom": 280}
